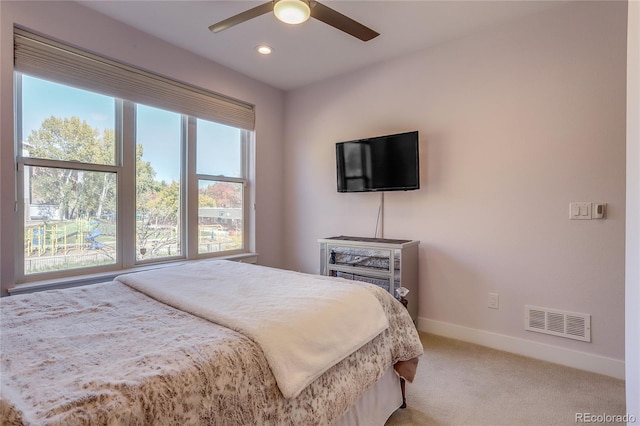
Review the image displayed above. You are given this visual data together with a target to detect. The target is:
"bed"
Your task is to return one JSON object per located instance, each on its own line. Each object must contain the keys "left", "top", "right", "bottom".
{"left": 0, "top": 260, "right": 423, "bottom": 425}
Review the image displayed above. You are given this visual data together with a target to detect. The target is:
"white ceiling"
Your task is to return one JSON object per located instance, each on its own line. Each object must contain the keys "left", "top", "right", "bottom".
{"left": 78, "top": 0, "right": 567, "bottom": 91}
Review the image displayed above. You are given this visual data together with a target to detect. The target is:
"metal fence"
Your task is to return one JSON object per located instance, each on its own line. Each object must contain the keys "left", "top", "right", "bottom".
{"left": 25, "top": 252, "right": 114, "bottom": 274}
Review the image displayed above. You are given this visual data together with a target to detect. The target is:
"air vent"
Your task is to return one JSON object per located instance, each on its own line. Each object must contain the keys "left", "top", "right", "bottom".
{"left": 525, "top": 305, "right": 591, "bottom": 342}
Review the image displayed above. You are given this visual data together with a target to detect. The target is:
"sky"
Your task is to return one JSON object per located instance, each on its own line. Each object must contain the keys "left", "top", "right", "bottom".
{"left": 21, "top": 75, "right": 242, "bottom": 183}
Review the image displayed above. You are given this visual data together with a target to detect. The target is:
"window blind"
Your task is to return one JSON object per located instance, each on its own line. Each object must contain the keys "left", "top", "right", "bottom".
{"left": 14, "top": 28, "right": 255, "bottom": 131}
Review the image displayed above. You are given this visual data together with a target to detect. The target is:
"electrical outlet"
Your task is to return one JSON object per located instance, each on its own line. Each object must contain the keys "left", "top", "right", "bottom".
{"left": 488, "top": 293, "right": 499, "bottom": 309}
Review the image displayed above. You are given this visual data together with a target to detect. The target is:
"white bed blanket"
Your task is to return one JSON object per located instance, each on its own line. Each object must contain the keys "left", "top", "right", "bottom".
{"left": 115, "top": 260, "right": 389, "bottom": 399}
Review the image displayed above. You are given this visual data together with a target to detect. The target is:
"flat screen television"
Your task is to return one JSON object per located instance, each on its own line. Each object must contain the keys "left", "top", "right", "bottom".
{"left": 336, "top": 131, "right": 420, "bottom": 192}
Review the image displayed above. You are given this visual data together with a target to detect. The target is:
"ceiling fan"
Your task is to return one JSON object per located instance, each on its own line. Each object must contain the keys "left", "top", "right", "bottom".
{"left": 208, "top": 0, "right": 379, "bottom": 42}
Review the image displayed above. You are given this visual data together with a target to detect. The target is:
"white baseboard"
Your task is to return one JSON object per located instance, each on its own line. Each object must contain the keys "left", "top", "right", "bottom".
{"left": 417, "top": 318, "right": 625, "bottom": 380}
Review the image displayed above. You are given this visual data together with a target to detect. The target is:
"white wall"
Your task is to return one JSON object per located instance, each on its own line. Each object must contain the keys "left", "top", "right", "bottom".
{"left": 284, "top": 1, "right": 627, "bottom": 370}
{"left": 626, "top": 0, "right": 640, "bottom": 418}
{"left": 0, "top": 1, "right": 287, "bottom": 295}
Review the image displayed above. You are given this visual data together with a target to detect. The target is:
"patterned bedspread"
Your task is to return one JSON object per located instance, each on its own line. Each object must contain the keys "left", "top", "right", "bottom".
{"left": 115, "top": 260, "right": 390, "bottom": 399}
{"left": 0, "top": 275, "right": 422, "bottom": 425}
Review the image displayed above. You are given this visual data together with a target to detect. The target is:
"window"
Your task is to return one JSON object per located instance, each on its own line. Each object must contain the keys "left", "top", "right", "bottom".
{"left": 135, "top": 104, "right": 182, "bottom": 261}
{"left": 19, "top": 76, "right": 119, "bottom": 276}
{"left": 197, "top": 119, "right": 246, "bottom": 254}
{"left": 14, "top": 29, "right": 254, "bottom": 284}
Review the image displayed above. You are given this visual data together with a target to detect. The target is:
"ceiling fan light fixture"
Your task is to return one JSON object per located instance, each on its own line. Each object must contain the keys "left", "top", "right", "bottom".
{"left": 273, "top": 0, "right": 311, "bottom": 25}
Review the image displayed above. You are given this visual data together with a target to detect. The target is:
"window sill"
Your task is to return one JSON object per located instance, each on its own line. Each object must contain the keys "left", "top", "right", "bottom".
{"left": 8, "top": 253, "right": 259, "bottom": 296}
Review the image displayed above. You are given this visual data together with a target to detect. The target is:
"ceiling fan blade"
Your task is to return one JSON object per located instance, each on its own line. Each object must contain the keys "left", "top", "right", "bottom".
{"left": 310, "top": 1, "right": 379, "bottom": 42}
{"left": 209, "top": 2, "right": 274, "bottom": 33}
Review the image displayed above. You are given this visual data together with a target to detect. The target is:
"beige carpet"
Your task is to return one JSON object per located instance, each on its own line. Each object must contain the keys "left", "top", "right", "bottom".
{"left": 386, "top": 333, "right": 626, "bottom": 426}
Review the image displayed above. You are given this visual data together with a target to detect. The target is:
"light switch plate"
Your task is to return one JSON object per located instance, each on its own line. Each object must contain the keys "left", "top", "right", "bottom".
{"left": 569, "top": 202, "right": 592, "bottom": 220}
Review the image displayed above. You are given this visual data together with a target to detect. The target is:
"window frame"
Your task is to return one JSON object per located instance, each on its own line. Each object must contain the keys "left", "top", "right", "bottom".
{"left": 14, "top": 70, "right": 253, "bottom": 285}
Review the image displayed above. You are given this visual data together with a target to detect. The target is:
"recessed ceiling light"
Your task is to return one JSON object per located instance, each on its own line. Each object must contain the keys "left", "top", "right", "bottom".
{"left": 256, "top": 45, "right": 274, "bottom": 55}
